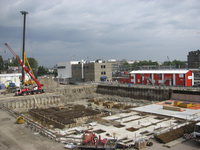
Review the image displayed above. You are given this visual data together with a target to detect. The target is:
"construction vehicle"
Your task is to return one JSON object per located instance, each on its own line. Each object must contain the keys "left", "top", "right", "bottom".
{"left": 5, "top": 43, "right": 45, "bottom": 96}
{"left": 184, "top": 122, "right": 200, "bottom": 142}
{"left": 1, "top": 80, "right": 19, "bottom": 95}
{"left": 4, "top": 80, "right": 14, "bottom": 88}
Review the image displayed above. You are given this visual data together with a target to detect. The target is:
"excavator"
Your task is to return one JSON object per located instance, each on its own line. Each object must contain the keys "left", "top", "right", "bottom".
{"left": 5, "top": 43, "right": 45, "bottom": 96}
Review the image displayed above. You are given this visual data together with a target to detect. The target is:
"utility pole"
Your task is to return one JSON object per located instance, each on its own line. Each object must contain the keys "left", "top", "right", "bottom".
{"left": 20, "top": 11, "right": 28, "bottom": 85}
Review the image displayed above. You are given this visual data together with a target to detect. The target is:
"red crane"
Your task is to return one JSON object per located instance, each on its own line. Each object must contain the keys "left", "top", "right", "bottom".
{"left": 5, "top": 43, "right": 44, "bottom": 95}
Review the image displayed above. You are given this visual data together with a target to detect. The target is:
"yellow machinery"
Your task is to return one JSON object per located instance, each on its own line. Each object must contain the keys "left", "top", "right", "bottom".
{"left": 174, "top": 101, "right": 180, "bottom": 107}
{"left": 16, "top": 116, "right": 24, "bottom": 124}
{"left": 174, "top": 101, "right": 197, "bottom": 108}
{"left": 24, "top": 56, "right": 35, "bottom": 86}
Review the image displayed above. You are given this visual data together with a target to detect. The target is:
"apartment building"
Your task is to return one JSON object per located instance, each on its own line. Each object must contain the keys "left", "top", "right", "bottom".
{"left": 188, "top": 50, "right": 200, "bottom": 68}
{"left": 71, "top": 62, "right": 112, "bottom": 82}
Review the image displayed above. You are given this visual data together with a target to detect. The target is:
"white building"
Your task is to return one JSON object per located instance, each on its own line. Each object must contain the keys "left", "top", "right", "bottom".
{"left": 0, "top": 73, "right": 21, "bottom": 87}
{"left": 0, "top": 73, "right": 29, "bottom": 87}
{"left": 57, "top": 61, "right": 80, "bottom": 78}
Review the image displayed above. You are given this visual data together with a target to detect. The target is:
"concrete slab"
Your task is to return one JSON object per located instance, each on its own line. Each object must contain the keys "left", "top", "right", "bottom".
{"left": 130, "top": 104, "right": 200, "bottom": 121}
{"left": 52, "top": 110, "right": 195, "bottom": 146}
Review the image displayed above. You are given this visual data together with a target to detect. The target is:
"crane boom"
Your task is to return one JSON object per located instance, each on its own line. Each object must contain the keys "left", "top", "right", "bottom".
{"left": 4, "top": 43, "right": 43, "bottom": 90}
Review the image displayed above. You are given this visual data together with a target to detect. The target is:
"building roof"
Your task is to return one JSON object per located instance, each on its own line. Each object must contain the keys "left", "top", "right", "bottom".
{"left": 130, "top": 70, "right": 191, "bottom": 74}
{"left": 0, "top": 73, "right": 22, "bottom": 77}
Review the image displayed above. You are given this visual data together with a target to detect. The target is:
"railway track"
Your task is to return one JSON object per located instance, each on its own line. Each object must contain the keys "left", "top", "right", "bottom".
{"left": 0, "top": 103, "right": 56, "bottom": 140}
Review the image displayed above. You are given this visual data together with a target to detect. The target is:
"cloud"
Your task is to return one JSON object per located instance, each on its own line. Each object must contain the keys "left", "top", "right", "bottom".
{"left": 0, "top": 0, "right": 200, "bottom": 67}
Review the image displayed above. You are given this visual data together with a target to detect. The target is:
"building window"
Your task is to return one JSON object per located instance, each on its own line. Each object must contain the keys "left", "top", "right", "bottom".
{"left": 101, "top": 65, "right": 106, "bottom": 68}
{"left": 157, "top": 74, "right": 162, "bottom": 79}
{"left": 84, "top": 66, "right": 89, "bottom": 69}
{"left": 101, "top": 72, "right": 106, "bottom": 75}
{"left": 74, "top": 67, "right": 81, "bottom": 70}
{"left": 57, "top": 66, "right": 66, "bottom": 69}
{"left": 179, "top": 74, "right": 184, "bottom": 77}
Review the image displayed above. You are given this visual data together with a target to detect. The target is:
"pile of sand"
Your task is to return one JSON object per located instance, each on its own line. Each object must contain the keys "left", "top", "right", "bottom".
{"left": 38, "top": 76, "right": 60, "bottom": 92}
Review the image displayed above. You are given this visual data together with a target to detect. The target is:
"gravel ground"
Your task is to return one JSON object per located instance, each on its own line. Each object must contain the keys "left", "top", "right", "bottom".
{"left": 0, "top": 109, "right": 65, "bottom": 150}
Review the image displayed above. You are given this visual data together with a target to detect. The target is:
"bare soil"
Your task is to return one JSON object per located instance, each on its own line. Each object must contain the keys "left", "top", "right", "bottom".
{"left": 0, "top": 80, "right": 200, "bottom": 150}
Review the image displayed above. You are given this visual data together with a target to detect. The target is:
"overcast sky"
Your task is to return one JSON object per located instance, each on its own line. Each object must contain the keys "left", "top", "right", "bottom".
{"left": 0, "top": 0, "right": 200, "bottom": 68}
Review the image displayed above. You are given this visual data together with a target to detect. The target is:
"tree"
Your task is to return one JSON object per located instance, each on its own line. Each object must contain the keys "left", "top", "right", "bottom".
{"left": 132, "top": 61, "right": 139, "bottom": 70}
{"left": 13, "top": 57, "right": 19, "bottom": 66}
{"left": 37, "top": 66, "right": 47, "bottom": 76}
{"left": 163, "top": 60, "right": 186, "bottom": 68}
{"left": 148, "top": 60, "right": 159, "bottom": 66}
{"left": 26, "top": 57, "right": 38, "bottom": 70}
{"left": 0, "top": 55, "right": 4, "bottom": 70}
{"left": 132, "top": 60, "right": 159, "bottom": 70}
{"left": 163, "top": 61, "right": 172, "bottom": 66}
{"left": 122, "top": 62, "right": 131, "bottom": 71}
{"left": 53, "top": 69, "right": 58, "bottom": 77}
{"left": 172, "top": 60, "right": 186, "bottom": 68}
{"left": 123, "top": 62, "right": 130, "bottom": 67}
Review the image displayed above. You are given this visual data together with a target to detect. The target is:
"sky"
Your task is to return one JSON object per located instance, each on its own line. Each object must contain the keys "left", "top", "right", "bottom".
{"left": 0, "top": 0, "right": 200, "bottom": 68}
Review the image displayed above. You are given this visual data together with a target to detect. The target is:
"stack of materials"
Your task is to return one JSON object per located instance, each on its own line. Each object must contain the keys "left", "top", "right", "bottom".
{"left": 135, "top": 139, "right": 147, "bottom": 149}
{"left": 156, "top": 128, "right": 184, "bottom": 143}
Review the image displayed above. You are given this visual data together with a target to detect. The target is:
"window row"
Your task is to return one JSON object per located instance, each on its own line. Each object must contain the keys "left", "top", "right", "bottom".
{"left": 101, "top": 72, "right": 106, "bottom": 75}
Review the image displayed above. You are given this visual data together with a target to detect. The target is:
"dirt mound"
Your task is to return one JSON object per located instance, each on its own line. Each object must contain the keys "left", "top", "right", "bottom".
{"left": 38, "top": 77, "right": 59, "bottom": 92}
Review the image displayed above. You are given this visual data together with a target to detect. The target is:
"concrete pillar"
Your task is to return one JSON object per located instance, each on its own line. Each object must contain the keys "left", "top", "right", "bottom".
{"left": 39, "top": 98, "right": 41, "bottom": 105}
{"left": 45, "top": 98, "right": 47, "bottom": 105}
{"left": 41, "top": 98, "right": 44, "bottom": 105}
{"left": 11, "top": 101, "right": 14, "bottom": 109}
{"left": 29, "top": 99, "right": 32, "bottom": 108}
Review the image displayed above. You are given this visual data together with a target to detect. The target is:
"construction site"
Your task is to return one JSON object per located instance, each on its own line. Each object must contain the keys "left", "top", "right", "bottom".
{"left": 1, "top": 77, "right": 200, "bottom": 150}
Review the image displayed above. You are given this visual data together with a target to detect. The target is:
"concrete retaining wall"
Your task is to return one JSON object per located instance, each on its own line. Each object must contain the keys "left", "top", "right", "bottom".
{"left": 172, "top": 90, "right": 200, "bottom": 102}
{"left": 96, "top": 85, "right": 171, "bottom": 101}
{"left": 55, "top": 86, "right": 97, "bottom": 96}
{"left": 1, "top": 94, "right": 60, "bottom": 109}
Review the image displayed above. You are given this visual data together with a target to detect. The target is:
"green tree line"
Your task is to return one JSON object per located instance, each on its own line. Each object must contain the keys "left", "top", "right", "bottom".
{"left": 0, "top": 55, "right": 57, "bottom": 77}
{"left": 123, "top": 60, "right": 186, "bottom": 70}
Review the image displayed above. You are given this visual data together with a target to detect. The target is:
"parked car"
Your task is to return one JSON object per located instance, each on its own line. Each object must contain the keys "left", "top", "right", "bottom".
{"left": 193, "top": 83, "right": 200, "bottom": 87}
